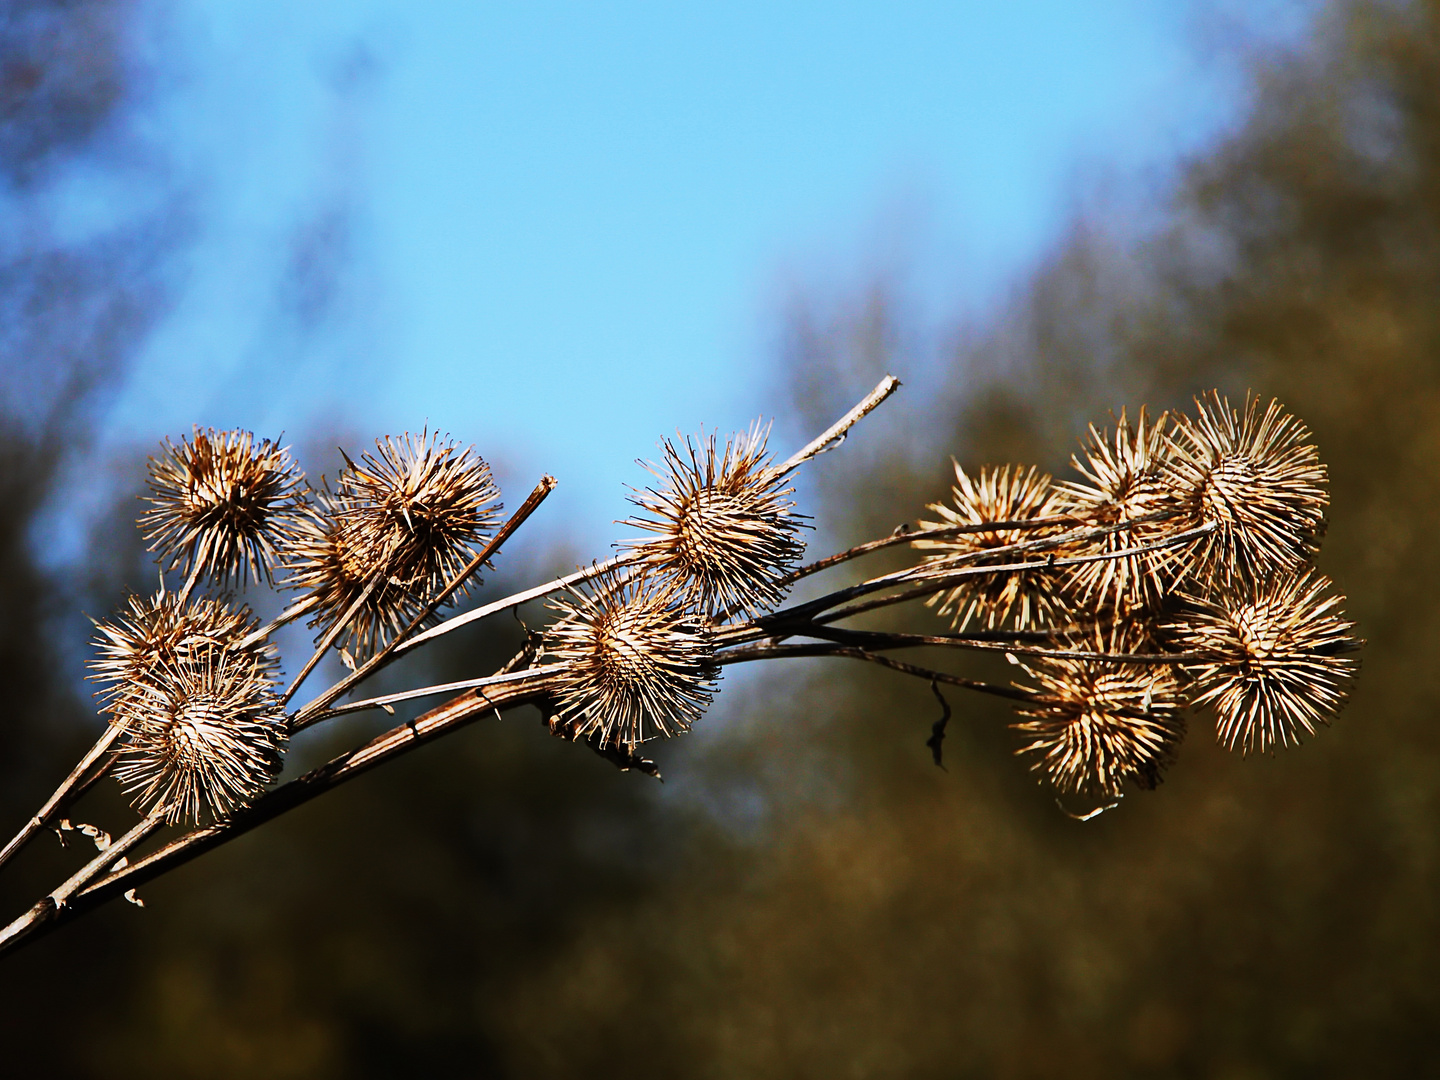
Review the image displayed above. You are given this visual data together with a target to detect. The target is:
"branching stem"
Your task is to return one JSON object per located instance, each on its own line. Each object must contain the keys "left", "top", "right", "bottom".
{"left": 310, "top": 663, "right": 568, "bottom": 722}
{"left": 0, "top": 376, "right": 1295, "bottom": 966}
{"left": 395, "top": 554, "right": 629, "bottom": 655}
{"left": 0, "top": 806, "right": 167, "bottom": 955}
{"left": 774, "top": 513, "right": 1084, "bottom": 590}
{"left": 399, "top": 376, "right": 906, "bottom": 652}
{"left": 290, "top": 476, "right": 556, "bottom": 731}
{"left": 3, "top": 675, "right": 555, "bottom": 957}
{"left": 238, "top": 594, "right": 320, "bottom": 651}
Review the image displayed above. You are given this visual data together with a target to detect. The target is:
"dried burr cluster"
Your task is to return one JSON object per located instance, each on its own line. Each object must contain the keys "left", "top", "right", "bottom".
{"left": 913, "top": 394, "right": 1356, "bottom": 795}
{"left": 0, "top": 377, "right": 1361, "bottom": 955}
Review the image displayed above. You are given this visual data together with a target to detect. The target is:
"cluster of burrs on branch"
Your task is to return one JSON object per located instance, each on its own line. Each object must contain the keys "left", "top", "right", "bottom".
{"left": 0, "top": 376, "right": 1361, "bottom": 955}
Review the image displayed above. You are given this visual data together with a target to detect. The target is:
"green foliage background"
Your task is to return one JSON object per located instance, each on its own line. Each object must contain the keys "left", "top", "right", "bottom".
{"left": 3, "top": 1, "right": 1439, "bottom": 1075}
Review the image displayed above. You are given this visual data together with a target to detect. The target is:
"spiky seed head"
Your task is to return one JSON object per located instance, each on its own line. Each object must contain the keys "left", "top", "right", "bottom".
{"left": 284, "top": 497, "right": 420, "bottom": 659}
{"left": 338, "top": 432, "right": 502, "bottom": 599}
{"left": 1165, "top": 393, "right": 1328, "bottom": 587}
{"left": 1011, "top": 626, "right": 1188, "bottom": 797}
{"left": 547, "top": 571, "right": 718, "bottom": 751}
{"left": 913, "top": 463, "right": 1063, "bottom": 630}
{"left": 142, "top": 428, "right": 310, "bottom": 587}
{"left": 1050, "top": 408, "right": 1183, "bottom": 615}
{"left": 286, "top": 432, "right": 501, "bottom": 658}
{"left": 112, "top": 648, "right": 289, "bottom": 825}
{"left": 89, "top": 590, "right": 272, "bottom": 714}
{"left": 1163, "top": 569, "right": 1359, "bottom": 754}
{"left": 624, "top": 423, "right": 806, "bottom": 618}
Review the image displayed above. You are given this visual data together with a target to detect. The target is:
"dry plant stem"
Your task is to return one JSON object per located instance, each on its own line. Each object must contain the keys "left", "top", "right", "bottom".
{"left": 789, "top": 625, "right": 1210, "bottom": 664}
{"left": 61, "top": 748, "right": 122, "bottom": 809}
{"left": 871, "top": 513, "right": 1198, "bottom": 593}
{"left": 718, "top": 641, "right": 1042, "bottom": 705}
{"left": 238, "top": 593, "right": 320, "bottom": 651}
{"left": 737, "top": 510, "right": 1182, "bottom": 633}
{"left": 1, "top": 675, "right": 556, "bottom": 959}
{"left": 0, "top": 734, "right": 116, "bottom": 870}
{"left": 710, "top": 514, "right": 1089, "bottom": 625}
{"left": 399, "top": 378, "right": 904, "bottom": 655}
{"left": 0, "top": 722, "right": 129, "bottom": 873}
{"left": 720, "top": 641, "right": 1183, "bottom": 724}
{"left": 833, "top": 523, "right": 1217, "bottom": 624}
{"left": 395, "top": 553, "right": 630, "bottom": 656}
{"left": 0, "top": 806, "right": 167, "bottom": 954}
{"left": 311, "top": 663, "right": 568, "bottom": 721}
{"left": 779, "top": 374, "right": 901, "bottom": 472}
{"left": 0, "top": 383, "right": 1348, "bottom": 960}
{"left": 774, "top": 514, "right": 1083, "bottom": 590}
{"left": 747, "top": 520, "right": 1216, "bottom": 637}
{"left": 291, "top": 476, "right": 557, "bottom": 731}
{"left": 280, "top": 574, "right": 385, "bottom": 706}
{"left": 20, "top": 626, "right": 1058, "bottom": 953}
{"left": 712, "top": 525, "right": 1203, "bottom": 649}
{"left": 0, "top": 479, "right": 559, "bottom": 958}
{"left": 0, "top": 518, "right": 1204, "bottom": 952}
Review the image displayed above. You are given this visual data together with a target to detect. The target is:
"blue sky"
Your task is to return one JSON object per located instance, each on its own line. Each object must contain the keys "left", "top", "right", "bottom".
{"left": 96, "top": 0, "right": 1287, "bottom": 544}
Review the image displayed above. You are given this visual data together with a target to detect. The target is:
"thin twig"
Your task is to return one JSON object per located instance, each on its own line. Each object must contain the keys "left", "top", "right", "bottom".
{"left": 791, "top": 624, "right": 1209, "bottom": 664}
{"left": 395, "top": 554, "right": 629, "bottom": 656}
{"left": 711, "top": 510, "right": 1174, "bottom": 630}
{"left": 279, "top": 574, "right": 384, "bottom": 706}
{"left": 308, "top": 663, "right": 568, "bottom": 721}
{"left": 779, "top": 374, "right": 901, "bottom": 472}
{"left": 238, "top": 593, "right": 320, "bottom": 651}
{"left": 0, "top": 721, "right": 127, "bottom": 873}
{"left": 0, "top": 806, "right": 167, "bottom": 955}
{"left": 722, "top": 520, "right": 1215, "bottom": 640}
{"left": 718, "top": 637, "right": 1194, "bottom": 727}
{"left": 893, "top": 512, "right": 1195, "bottom": 584}
{"left": 737, "top": 512, "right": 1179, "bottom": 632}
{"left": 717, "top": 640, "right": 1042, "bottom": 704}
{"left": 772, "top": 513, "right": 1083, "bottom": 591}
{"left": 822, "top": 524, "right": 1217, "bottom": 627}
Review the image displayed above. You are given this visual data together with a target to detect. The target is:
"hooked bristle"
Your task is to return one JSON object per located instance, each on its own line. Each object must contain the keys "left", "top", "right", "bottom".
{"left": 1051, "top": 407, "right": 1184, "bottom": 615}
{"left": 286, "top": 431, "right": 501, "bottom": 658}
{"left": 624, "top": 423, "right": 806, "bottom": 618}
{"left": 1164, "top": 569, "right": 1360, "bottom": 753}
{"left": 547, "top": 571, "right": 717, "bottom": 751}
{"left": 914, "top": 462, "right": 1063, "bottom": 631}
{"left": 142, "top": 428, "right": 310, "bottom": 587}
{"left": 113, "top": 648, "right": 288, "bottom": 825}
{"left": 1010, "top": 625, "right": 1187, "bottom": 797}
{"left": 1165, "top": 393, "right": 1328, "bottom": 587}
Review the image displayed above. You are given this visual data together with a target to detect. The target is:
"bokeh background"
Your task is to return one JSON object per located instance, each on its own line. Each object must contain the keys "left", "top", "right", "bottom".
{"left": 3, "top": 0, "right": 1438, "bottom": 1075}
